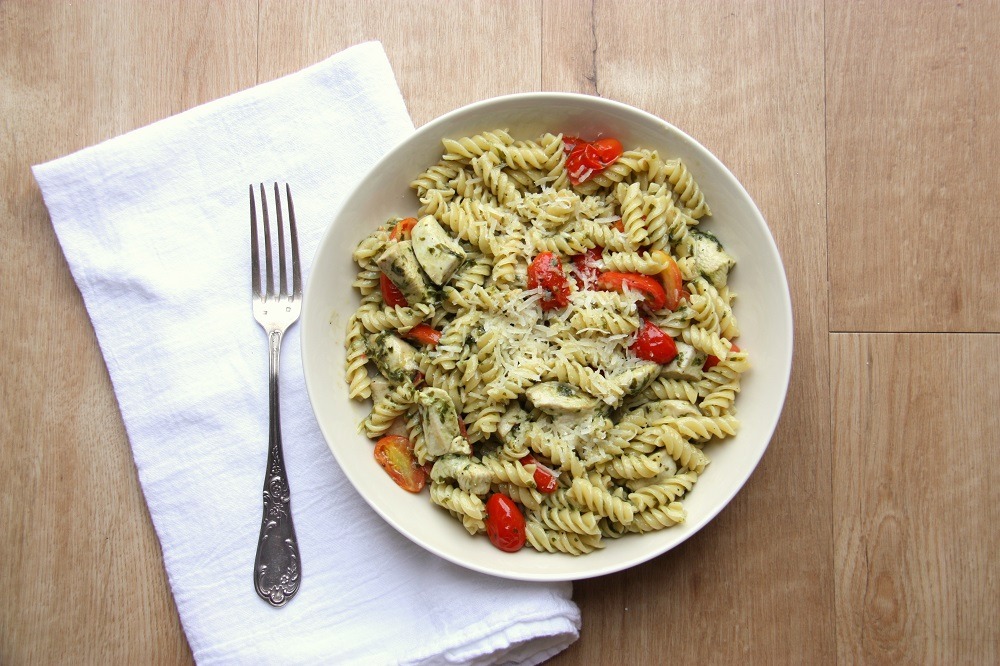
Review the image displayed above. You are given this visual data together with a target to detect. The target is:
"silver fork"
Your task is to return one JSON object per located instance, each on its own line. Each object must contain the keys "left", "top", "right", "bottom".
{"left": 250, "top": 183, "right": 302, "bottom": 607}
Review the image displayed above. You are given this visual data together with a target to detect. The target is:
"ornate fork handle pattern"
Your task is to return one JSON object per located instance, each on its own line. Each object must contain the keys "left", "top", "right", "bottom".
{"left": 254, "top": 328, "right": 300, "bottom": 606}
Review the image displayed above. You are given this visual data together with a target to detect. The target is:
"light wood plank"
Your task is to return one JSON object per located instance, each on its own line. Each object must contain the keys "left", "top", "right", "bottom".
{"left": 831, "top": 333, "right": 1000, "bottom": 663}
{"left": 826, "top": 1, "right": 1000, "bottom": 332}
{"left": 257, "top": 0, "right": 542, "bottom": 127}
{"left": 542, "top": 1, "right": 834, "bottom": 662}
{"left": 0, "top": 1, "right": 254, "bottom": 662}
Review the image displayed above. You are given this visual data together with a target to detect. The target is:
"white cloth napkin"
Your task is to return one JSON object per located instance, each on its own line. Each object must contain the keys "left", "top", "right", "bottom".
{"left": 33, "top": 42, "right": 579, "bottom": 665}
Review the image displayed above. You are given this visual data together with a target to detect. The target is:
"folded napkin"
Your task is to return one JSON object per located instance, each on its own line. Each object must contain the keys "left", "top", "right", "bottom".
{"left": 33, "top": 42, "right": 579, "bottom": 665}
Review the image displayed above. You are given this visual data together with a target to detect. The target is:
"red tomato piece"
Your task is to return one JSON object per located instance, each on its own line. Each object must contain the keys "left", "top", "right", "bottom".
{"left": 564, "top": 136, "right": 624, "bottom": 185}
{"left": 704, "top": 343, "right": 740, "bottom": 370}
{"left": 374, "top": 435, "right": 427, "bottom": 493}
{"left": 612, "top": 218, "right": 625, "bottom": 233}
{"left": 572, "top": 246, "right": 603, "bottom": 286}
{"left": 630, "top": 319, "right": 679, "bottom": 364}
{"left": 519, "top": 454, "right": 560, "bottom": 494}
{"left": 527, "top": 252, "right": 571, "bottom": 311}
{"left": 380, "top": 273, "right": 408, "bottom": 307}
{"left": 403, "top": 323, "right": 441, "bottom": 347}
{"left": 389, "top": 216, "right": 418, "bottom": 241}
{"left": 591, "top": 137, "right": 623, "bottom": 165}
{"left": 566, "top": 143, "right": 604, "bottom": 185}
{"left": 484, "top": 493, "right": 526, "bottom": 552}
{"left": 562, "top": 136, "right": 583, "bottom": 153}
{"left": 595, "top": 271, "right": 668, "bottom": 311}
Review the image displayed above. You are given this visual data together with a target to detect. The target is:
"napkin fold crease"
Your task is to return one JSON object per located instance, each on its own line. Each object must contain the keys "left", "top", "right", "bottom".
{"left": 33, "top": 41, "right": 579, "bottom": 665}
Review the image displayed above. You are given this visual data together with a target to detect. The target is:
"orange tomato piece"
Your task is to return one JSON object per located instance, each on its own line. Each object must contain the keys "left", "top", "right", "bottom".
{"left": 403, "top": 323, "right": 441, "bottom": 347}
{"left": 374, "top": 435, "right": 426, "bottom": 493}
{"left": 389, "top": 217, "right": 418, "bottom": 241}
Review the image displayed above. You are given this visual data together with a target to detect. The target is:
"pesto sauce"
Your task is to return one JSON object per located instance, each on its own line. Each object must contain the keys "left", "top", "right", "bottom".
{"left": 556, "top": 383, "right": 577, "bottom": 397}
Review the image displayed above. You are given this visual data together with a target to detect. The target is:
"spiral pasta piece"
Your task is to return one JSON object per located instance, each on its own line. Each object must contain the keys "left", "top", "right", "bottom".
{"left": 575, "top": 218, "right": 631, "bottom": 252}
{"left": 680, "top": 325, "right": 733, "bottom": 360}
{"left": 450, "top": 253, "right": 493, "bottom": 293}
{"left": 472, "top": 153, "right": 522, "bottom": 206}
{"left": 441, "top": 129, "right": 514, "bottom": 161}
{"left": 525, "top": 520, "right": 604, "bottom": 555}
{"left": 664, "top": 415, "right": 740, "bottom": 442}
{"left": 525, "top": 429, "right": 586, "bottom": 478}
{"left": 410, "top": 160, "right": 465, "bottom": 197}
{"left": 480, "top": 454, "right": 536, "bottom": 488}
{"left": 628, "top": 501, "right": 687, "bottom": 533}
{"left": 635, "top": 425, "right": 710, "bottom": 474}
{"left": 361, "top": 383, "right": 415, "bottom": 438}
{"left": 567, "top": 477, "right": 634, "bottom": 525}
{"left": 359, "top": 304, "right": 434, "bottom": 334}
{"left": 542, "top": 358, "right": 624, "bottom": 400}
{"left": 662, "top": 159, "right": 711, "bottom": 218}
{"left": 601, "top": 250, "right": 669, "bottom": 275}
{"left": 600, "top": 452, "right": 664, "bottom": 481}
{"left": 569, "top": 308, "right": 641, "bottom": 336}
{"left": 628, "top": 471, "right": 699, "bottom": 511}
{"left": 501, "top": 138, "right": 562, "bottom": 171}
{"left": 532, "top": 506, "right": 602, "bottom": 536}
{"left": 345, "top": 314, "right": 372, "bottom": 401}
{"left": 689, "top": 277, "right": 740, "bottom": 339}
{"left": 352, "top": 228, "right": 391, "bottom": 268}
{"left": 629, "top": 377, "right": 700, "bottom": 406}
{"left": 527, "top": 227, "right": 596, "bottom": 255}
{"left": 430, "top": 482, "right": 486, "bottom": 521}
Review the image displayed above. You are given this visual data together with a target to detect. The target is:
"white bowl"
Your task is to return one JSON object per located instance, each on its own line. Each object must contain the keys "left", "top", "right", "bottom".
{"left": 301, "top": 93, "right": 793, "bottom": 581}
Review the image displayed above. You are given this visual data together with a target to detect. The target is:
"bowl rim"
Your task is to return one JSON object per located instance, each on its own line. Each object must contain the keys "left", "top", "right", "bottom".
{"left": 302, "top": 91, "right": 794, "bottom": 581}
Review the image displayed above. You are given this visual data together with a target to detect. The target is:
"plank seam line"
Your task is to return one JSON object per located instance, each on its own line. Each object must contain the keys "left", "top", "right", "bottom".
{"left": 828, "top": 330, "right": 1000, "bottom": 335}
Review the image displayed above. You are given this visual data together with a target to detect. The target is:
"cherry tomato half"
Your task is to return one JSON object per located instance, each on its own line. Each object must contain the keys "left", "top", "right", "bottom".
{"left": 374, "top": 435, "right": 427, "bottom": 493}
{"left": 527, "top": 252, "right": 571, "bottom": 311}
{"left": 380, "top": 272, "right": 408, "bottom": 308}
{"left": 591, "top": 137, "right": 623, "bottom": 164}
{"left": 595, "top": 271, "right": 668, "bottom": 311}
{"left": 403, "top": 323, "right": 441, "bottom": 347}
{"left": 630, "top": 319, "right": 679, "bottom": 364}
{"left": 572, "top": 246, "right": 604, "bottom": 286}
{"left": 704, "top": 343, "right": 740, "bottom": 370}
{"left": 519, "top": 454, "right": 560, "bottom": 494}
{"left": 389, "top": 217, "right": 418, "bottom": 241}
{"left": 485, "top": 493, "right": 526, "bottom": 552}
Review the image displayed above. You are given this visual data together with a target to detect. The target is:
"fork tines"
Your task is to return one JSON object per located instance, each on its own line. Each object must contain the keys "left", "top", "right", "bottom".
{"left": 249, "top": 183, "right": 301, "bottom": 302}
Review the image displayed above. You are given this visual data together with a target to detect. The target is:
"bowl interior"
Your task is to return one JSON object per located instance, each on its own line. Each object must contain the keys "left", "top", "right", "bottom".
{"left": 301, "top": 93, "right": 792, "bottom": 581}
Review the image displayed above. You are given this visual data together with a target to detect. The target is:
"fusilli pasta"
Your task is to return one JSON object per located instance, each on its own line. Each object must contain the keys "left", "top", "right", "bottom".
{"left": 343, "top": 129, "right": 748, "bottom": 555}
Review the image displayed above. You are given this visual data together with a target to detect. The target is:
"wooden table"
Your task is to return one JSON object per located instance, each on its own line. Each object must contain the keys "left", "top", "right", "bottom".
{"left": 3, "top": 1, "right": 998, "bottom": 663}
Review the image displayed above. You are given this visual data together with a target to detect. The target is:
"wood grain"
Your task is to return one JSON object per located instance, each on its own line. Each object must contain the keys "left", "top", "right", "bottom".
{"left": 256, "top": 0, "right": 543, "bottom": 127}
{"left": 0, "top": 1, "right": 254, "bottom": 663}
{"left": 2, "top": 0, "right": 999, "bottom": 662}
{"left": 826, "top": 0, "right": 1000, "bottom": 332}
{"left": 831, "top": 333, "right": 1000, "bottom": 663}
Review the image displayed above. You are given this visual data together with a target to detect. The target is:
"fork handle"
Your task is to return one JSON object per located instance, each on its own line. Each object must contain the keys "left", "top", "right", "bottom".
{"left": 253, "top": 329, "right": 301, "bottom": 607}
